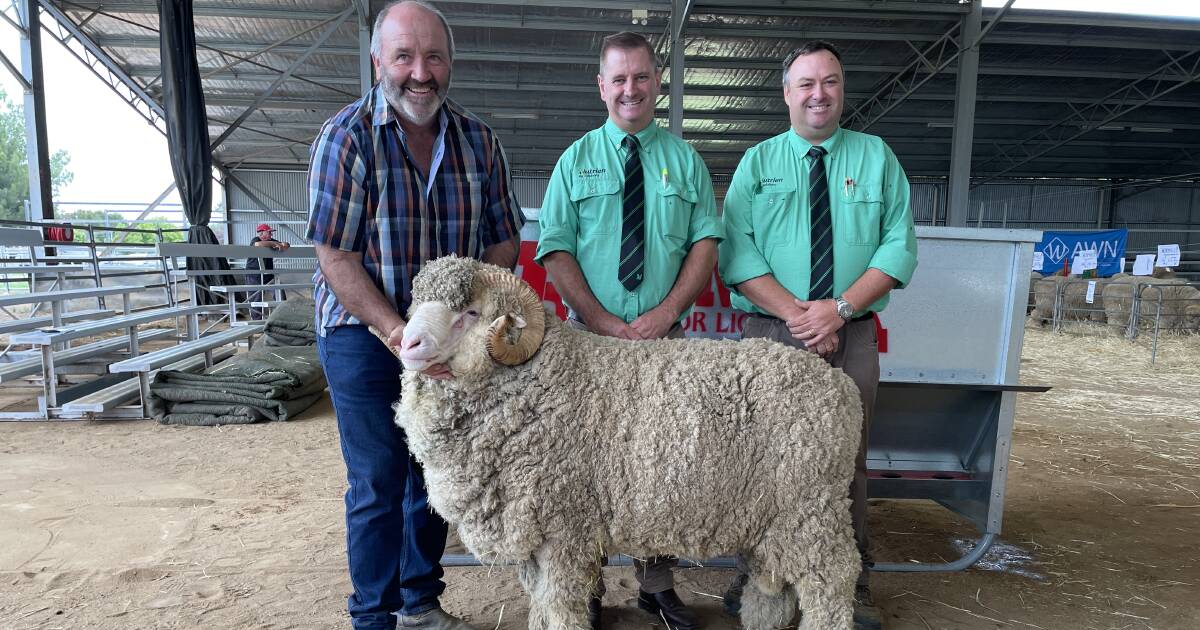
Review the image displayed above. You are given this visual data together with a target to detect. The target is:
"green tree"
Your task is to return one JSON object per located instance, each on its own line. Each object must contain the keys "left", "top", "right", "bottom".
{"left": 119, "top": 219, "right": 185, "bottom": 244}
{"left": 0, "top": 88, "right": 74, "bottom": 221}
{"left": 61, "top": 209, "right": 185, "bottom": 244}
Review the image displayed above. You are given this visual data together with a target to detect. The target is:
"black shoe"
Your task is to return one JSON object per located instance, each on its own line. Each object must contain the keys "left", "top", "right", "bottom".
{"left": 722, "top": 572, "right": 748, "bottom": 617}
{"left": 587, "top": 592, "right": 601, "bottom": 630}
{"left": 853, "top": 585, "right": 882, "bottom": 630}
{"left": 395, "top": 608, "right": 477, "bottom": 629}
{"left": 637, "top": 588, "right": 701, "bottom": 630}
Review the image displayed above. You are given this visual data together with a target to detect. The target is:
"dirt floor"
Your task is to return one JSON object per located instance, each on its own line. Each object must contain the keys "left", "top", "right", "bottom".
{"left": 1, "top": 325, "right": 1198, "bottom": 630}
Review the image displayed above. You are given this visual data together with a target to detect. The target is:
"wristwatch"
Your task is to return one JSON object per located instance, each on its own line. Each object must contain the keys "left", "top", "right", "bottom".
{"left": 834, "top": 296, "right": 855, "bottom": 321}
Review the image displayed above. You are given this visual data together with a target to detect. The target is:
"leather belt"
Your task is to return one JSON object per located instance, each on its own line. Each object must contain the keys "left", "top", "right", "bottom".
{"left": 750, "top": 312, "right": 874, "bottom": 323}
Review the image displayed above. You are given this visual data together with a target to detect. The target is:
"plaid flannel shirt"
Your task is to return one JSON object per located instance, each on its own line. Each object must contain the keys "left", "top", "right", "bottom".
{"left": 306, "top": 85, "right": 524, "bottom": 334}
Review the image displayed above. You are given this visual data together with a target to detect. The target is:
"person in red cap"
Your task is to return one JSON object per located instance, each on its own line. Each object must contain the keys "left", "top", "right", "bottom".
{"left": 246, "top": 223, "right": 291, "bottom": 313}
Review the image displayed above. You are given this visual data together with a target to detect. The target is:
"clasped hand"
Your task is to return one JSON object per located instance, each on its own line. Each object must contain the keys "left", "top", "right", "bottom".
{"left": 595, "top": 305, "right": 677, "bottom": 340}
{"left": 785, "top": 299, "right": 843, "bottom": 358}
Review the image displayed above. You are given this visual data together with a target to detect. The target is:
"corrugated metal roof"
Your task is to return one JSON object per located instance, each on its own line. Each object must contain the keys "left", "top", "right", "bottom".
{"left": 42, "top": 0, "right": 1200, "bottom": 183}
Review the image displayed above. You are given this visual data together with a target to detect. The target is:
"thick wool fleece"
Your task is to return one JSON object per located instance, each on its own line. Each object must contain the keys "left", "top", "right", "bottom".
{"left": 1103, "top": 275, "right": 1200, "bottom": 332}
{"left": 396, "top": 257, "right": 863, "bottom": 630}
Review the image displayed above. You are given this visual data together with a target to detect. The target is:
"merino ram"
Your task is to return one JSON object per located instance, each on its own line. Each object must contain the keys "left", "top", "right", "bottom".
{"left": 1103, "top": 274, "right": 1200, "bottom": 333}
{"left": 374, "top": 255, "right": 863, "bottom": 630}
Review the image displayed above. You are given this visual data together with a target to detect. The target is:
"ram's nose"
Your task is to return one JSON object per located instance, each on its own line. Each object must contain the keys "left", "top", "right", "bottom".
{"left": 398, "top": 332, "right": 437, "bottom": 361}
{"left": 400, "top": 334, "right": 423, "bottom": 352}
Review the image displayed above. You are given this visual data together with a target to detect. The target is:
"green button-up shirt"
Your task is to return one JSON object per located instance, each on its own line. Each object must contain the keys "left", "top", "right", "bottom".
{"left": 536, "top": 120, "right": 723, "bottom": 323}
{"left": 719, "top": 126, "right": 918, "bottom": 315}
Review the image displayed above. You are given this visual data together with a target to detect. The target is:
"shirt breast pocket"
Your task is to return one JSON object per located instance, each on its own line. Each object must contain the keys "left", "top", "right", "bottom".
{"left": 464, "top": 171, "right": 485, "bottom": 209}
{"left": 658, "top": 182, "right": 697, "bottom": 248}
{"left": 750, "top": 185, "right": 798, "bottom": 249}
{"left": 841, "top": 186, "right": 883, "bottom": 246}
{"left": 569, "top": 177, "right": 620, "bottom": 235}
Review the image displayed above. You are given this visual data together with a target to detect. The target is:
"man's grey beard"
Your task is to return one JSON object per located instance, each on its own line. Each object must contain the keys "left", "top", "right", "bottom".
{"left": 381, "top": 73, "right": 449, "bottom": 126}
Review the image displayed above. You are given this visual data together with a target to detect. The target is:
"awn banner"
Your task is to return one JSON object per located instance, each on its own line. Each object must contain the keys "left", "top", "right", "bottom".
{"left": 1035, "top": 229, "right": 1127, "bottom": 277}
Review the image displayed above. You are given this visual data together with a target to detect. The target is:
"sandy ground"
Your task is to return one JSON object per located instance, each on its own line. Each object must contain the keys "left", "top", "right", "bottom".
{"left": 1, "top": 325, "right": 1198, "bottom": 630}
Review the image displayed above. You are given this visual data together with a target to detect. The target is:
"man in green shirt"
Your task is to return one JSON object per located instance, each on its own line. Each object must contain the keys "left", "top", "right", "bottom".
{"left": 535, "top": 31, "right": 721, "bottom": 630}
{"left": 718, "top": 41, "right": 917, "bottom": 628}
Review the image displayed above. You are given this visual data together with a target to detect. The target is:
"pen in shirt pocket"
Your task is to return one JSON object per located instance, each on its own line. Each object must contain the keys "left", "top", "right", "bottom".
{"left": 661, "top": 167, "right": 669, "bottom": 187}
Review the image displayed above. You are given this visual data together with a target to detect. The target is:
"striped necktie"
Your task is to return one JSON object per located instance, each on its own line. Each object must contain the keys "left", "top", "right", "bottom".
{"left": 619, "top": 134, "right": 645, "bottom": 291}
{"left": 807, "top": 145, "right": 834, "bottom": 301}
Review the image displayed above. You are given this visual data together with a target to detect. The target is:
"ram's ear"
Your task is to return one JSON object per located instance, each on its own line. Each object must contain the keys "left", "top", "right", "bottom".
{"left": 509, "top": 313, "right": 527, "bottom": 329}
{"left": 368, "top": 325, "right": 402, "bottom": 358}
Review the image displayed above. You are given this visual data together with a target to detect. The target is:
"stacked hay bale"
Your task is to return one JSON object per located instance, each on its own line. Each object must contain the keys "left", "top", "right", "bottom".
{"left": 1102, "top": 273, "right": 1200, "bottom": 334}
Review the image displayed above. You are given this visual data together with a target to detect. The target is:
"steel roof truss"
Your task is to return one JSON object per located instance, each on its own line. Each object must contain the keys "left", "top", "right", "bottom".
{"left": 200, "top": 10, "right": 347, "bottom": 85}
{"left": 0, "top": 48, "right": 31, "bottom": 90}
{"left": 209, "top": 4, "right": 354, "bottom": 152}
{"left": 0, "top": 4, "right": 25, "bottom": 33}
{"left": 38, "top": 0, "right": 165, "bottom": 132}
{"left": 844, "top": 0, "right": 1015, "bottom": 133}
{"left": 843, "top": 26, "right": 961, "bottom": 132}
{"left": 975, "top": 49, "right": 1200, "bottom": 184}
{"left": 73, "top": 6, "right": 356, "bottom": 98}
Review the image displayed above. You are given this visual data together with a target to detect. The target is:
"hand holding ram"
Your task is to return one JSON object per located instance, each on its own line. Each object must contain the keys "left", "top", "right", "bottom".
{"left": 372, "top": 255, "right": 864, "bottom": 630}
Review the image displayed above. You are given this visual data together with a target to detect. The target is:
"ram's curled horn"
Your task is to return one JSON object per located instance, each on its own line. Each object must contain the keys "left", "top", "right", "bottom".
{"left": 480, "top": 272, "right": 545, "bottom": 365}
{"left": 368, "top": 325, "right": 400, "bottom": 358}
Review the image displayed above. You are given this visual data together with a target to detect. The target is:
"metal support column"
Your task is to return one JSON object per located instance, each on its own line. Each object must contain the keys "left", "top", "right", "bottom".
{"left": 221, "top": 170, "right": 234, "bottom": 245}
{"left": 355, "top": 0, "right": 372, "bottom": 94}
{"left": 1100, "top": 183, "right": 1120, "bottom": 231}
{"left": 18, "top": 0, "right": 53, "bottom": 222}
{"left": 213, "top": 166, "right": 235, "bottom": 245}
{"left": 667, "top": 0, "right": 689, "bottom": 138}
{"left": 946, "top": 0, "right": 981, "bottom": 227}
{"left": 1097, "top": 187, "right": 1110, "bottom": 229}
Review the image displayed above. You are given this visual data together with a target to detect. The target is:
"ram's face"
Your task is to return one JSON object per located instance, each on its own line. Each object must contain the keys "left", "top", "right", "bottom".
{"left": 399, "top": 296, "right": 486, "bottom": 372}
{"left": 1185, "top": 304, "right": 1200, "bottom": 332}
{"left": 387, "top": 256, "right": 547, "bottom": 375}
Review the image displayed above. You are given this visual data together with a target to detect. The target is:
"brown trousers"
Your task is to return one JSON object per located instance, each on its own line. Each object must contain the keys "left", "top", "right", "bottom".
{"left": 742, "top": 314, "right": 878, "bottom": 585}
{"left": 567, "top": 317, "right": 684, "bottom": 594}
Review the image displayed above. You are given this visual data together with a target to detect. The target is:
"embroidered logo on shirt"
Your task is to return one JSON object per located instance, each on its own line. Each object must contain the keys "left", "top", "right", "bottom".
{"left": 759, "top": 177, "right": 785, "bottom": 187}
{"left": 579, "top": 168, "right": 608, "bottom": 178}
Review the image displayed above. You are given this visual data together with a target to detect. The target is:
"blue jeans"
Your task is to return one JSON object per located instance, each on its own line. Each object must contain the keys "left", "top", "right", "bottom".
{"left": 318, "top": 325, "right": 448, "bottom": 629}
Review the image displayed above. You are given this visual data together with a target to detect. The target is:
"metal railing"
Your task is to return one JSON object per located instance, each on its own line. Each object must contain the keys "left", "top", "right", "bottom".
{"left": 1030, "top": 275, "right": 1199, "bottom": 364}
{"left": 0, "top": 219, "right": 182, "bottom": 313}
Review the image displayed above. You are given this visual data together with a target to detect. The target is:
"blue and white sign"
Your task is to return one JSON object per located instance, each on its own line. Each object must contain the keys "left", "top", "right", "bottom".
{"left": 1035, "top": 229, "right": 1127, "bottom": 276}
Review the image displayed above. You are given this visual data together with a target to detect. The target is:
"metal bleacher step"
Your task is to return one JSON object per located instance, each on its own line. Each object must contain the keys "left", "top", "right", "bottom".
{"left": 0, "top": 308, "right": 116, "bottom": 336}
{"left": 0, "top": 328, "right": 176, "bottom": 383}
{"left": 108, "top": 325, "right": 264, "bottom": 374}
{"left": 59, "top": 347, "right": 238, "bottom": 417}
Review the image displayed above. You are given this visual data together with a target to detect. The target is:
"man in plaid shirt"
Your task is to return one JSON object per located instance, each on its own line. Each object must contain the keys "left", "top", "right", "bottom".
{"left": 306, "top": 2, "right": 523, "bottom": 628}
